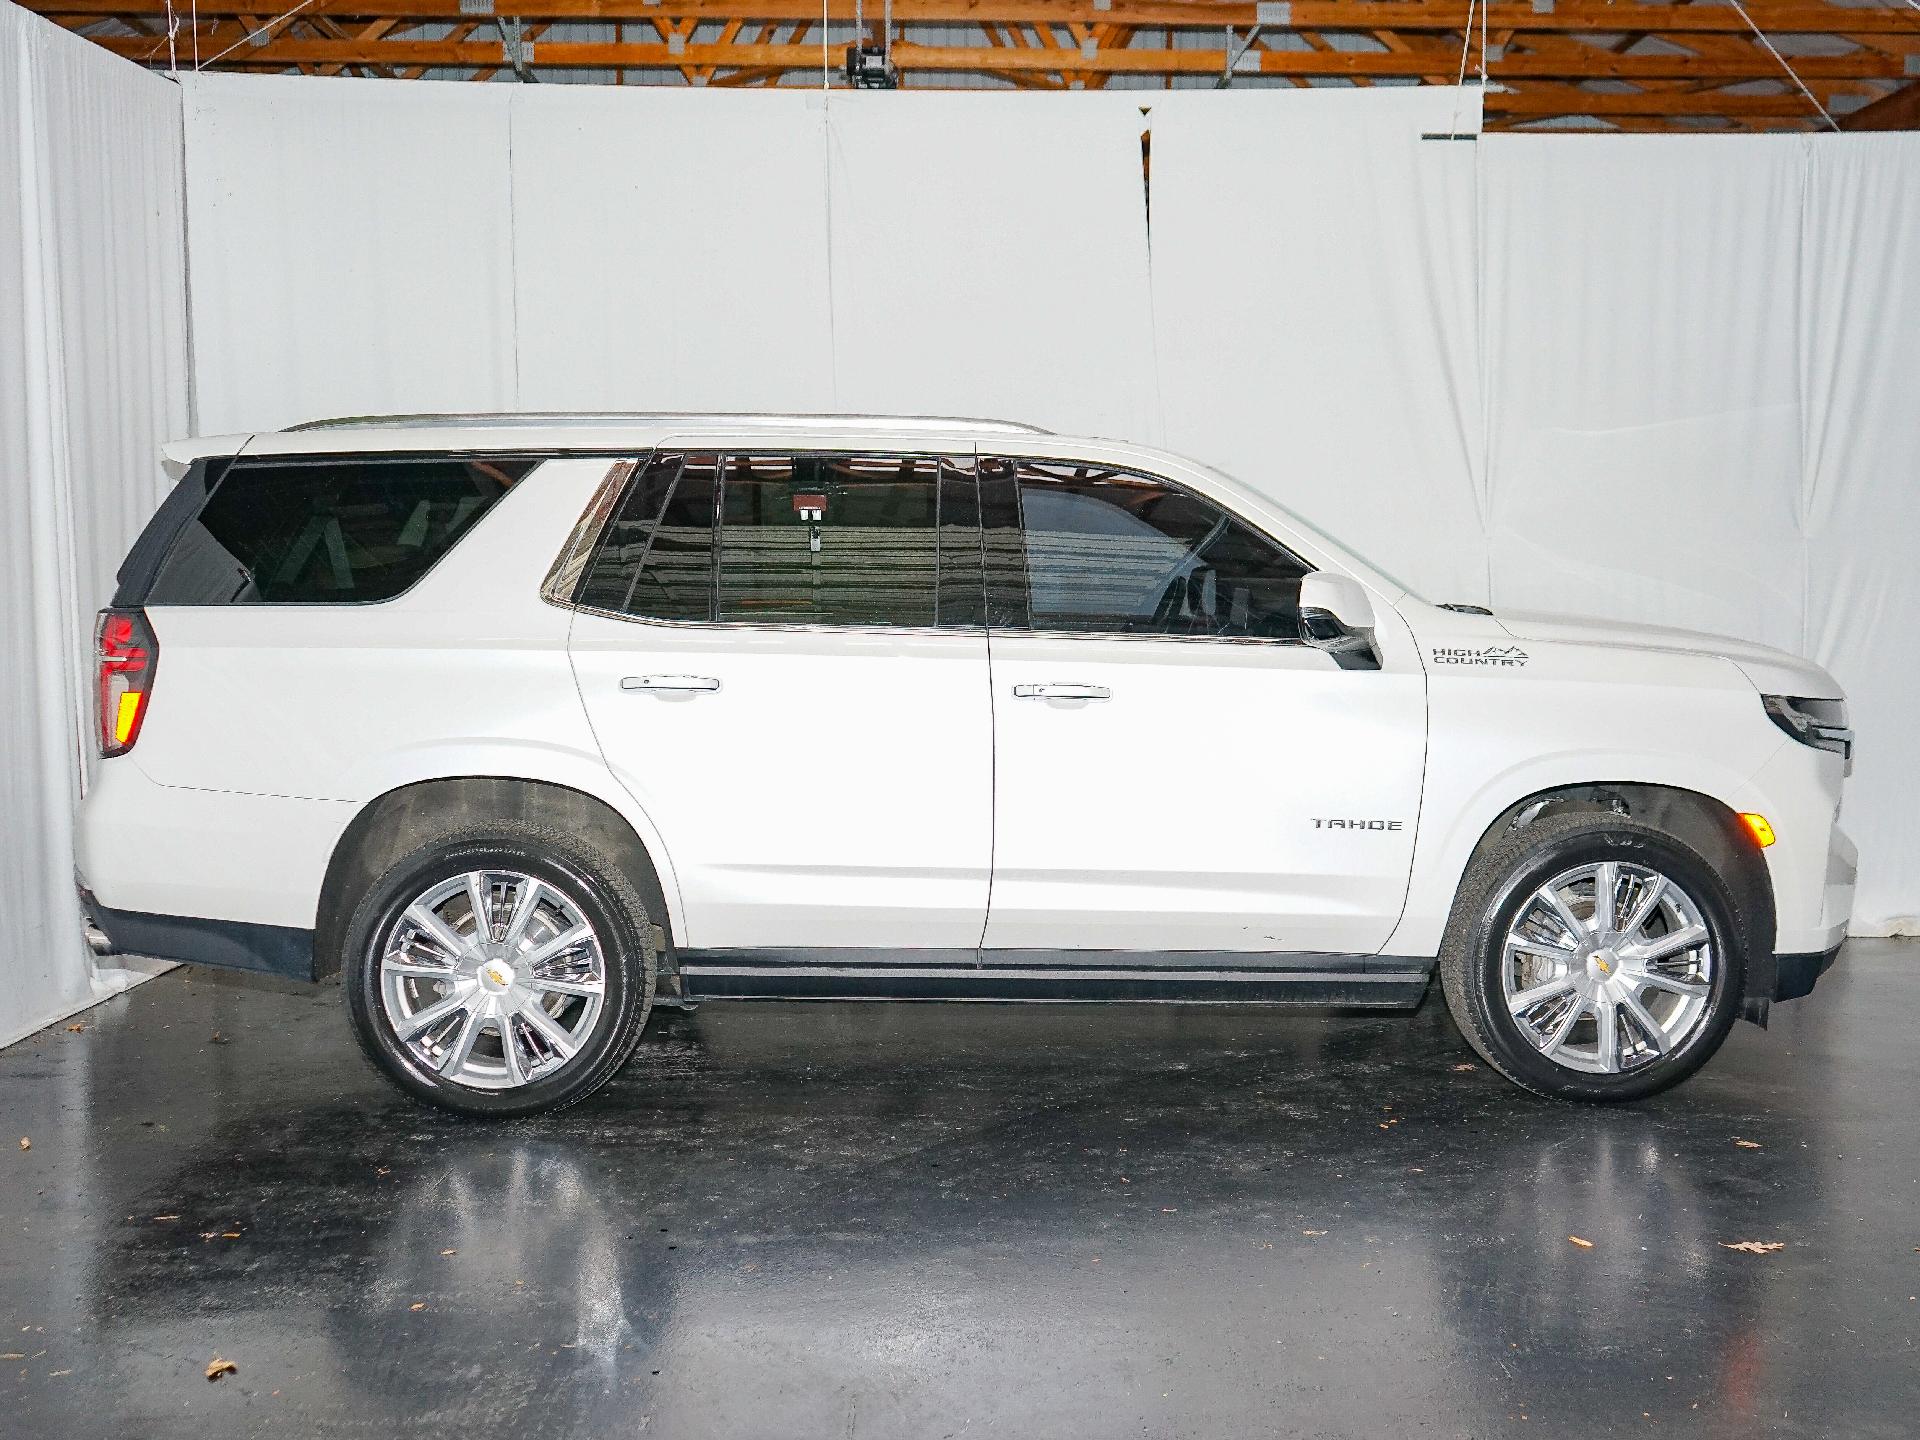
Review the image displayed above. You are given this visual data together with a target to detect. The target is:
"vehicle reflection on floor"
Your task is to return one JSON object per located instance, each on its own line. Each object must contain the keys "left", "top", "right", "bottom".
{"left": 2, "top": 944, "right": 1902, "bottom": 1439}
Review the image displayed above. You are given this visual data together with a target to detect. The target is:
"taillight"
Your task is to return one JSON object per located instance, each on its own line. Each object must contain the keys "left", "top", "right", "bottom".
{"left": 95, "top": 608, "right": 158, "bottom": 757}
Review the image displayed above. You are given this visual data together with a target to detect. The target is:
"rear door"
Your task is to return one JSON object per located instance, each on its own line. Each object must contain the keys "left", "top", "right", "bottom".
{"left": 566, "top": 443, "right": 994, "bottom": 951}
{"left": 979, "top": 455, "right": 1427, "bottom": 959}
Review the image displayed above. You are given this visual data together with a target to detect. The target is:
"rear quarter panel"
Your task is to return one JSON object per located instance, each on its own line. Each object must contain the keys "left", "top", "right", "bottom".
{"left": 112, "top": 457, "right": 681, "bottom": 931}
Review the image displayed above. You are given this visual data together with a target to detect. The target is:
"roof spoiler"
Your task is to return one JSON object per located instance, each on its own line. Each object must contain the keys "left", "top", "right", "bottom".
{"left": 160, "top": 434, "right": 252, "bottom": 482}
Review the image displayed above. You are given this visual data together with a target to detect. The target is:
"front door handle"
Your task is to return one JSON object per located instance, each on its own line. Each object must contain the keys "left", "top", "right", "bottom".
{"left": 1012, "top": 683, "right": 1111, "bottom": 701}
{"left": 621, "top": 674, "right": 721, "bottom": 693}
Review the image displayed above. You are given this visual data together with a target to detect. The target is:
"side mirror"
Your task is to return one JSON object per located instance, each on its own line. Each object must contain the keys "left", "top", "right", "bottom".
{"left": 1298, "top": 572, "right": 1379, "bottom": 668}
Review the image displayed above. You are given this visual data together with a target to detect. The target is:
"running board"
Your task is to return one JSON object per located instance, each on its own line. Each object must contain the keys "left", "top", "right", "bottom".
{"left": 677, "top": 949, "right": 1434, "bottom": 1007}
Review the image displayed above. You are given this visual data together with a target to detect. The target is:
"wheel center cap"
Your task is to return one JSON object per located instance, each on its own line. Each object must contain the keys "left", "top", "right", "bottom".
{"left": 478, "top": 959, "right": 517, "bottom": 993}
{"left": 1587, "top": 948, "right": 1618, "bottom": 981}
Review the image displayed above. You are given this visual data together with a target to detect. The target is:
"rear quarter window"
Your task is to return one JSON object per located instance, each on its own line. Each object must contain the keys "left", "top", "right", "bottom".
{"left": 142, "top": 456, "right": 539, "bottom": 604}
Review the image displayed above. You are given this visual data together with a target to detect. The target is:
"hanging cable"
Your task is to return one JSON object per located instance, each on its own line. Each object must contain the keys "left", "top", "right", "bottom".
{"left": 1447, "top": 0, "right": 1478, "bottom": 135}
{"left": 1479, "top": 0, "right": 1488, "bottom": 90}
{"left": 1453, "top": 0, "right": 1475, "bottom": 91}
{"left": 162, "top": 0, "right": 179, "bottom": 72}
{"left": 194, "top": 0, "right": 321, "bottom": 70}
{"left": 1727, "top": 0, "right": 1841, "bottom": 131}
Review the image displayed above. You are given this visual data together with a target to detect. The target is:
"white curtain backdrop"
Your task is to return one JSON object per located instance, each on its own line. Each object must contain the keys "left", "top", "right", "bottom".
{"left": 181, "top": 72, "right": 516, "bottom": 434}
{"left": 185, "top": 78, "right": 1160, "bottom": 438}
{"left": 1799, "top": 134, "right": 1920, "bottom": 934}
{"left": 1480, "top": 132, "right": 1920, "bottom": 933}
{"left": 6, "top": 61, "right": 1913, "bottom": 1056}
{"left": 1, "top": 3, "right": 189, "bottom": 1048}
{"left": 170, "top": 75, "right": 1920, "bottom": 934}
{"left": 509, "top": 85, "right": 836, "bottom": 415}
{"left": 1149, "top": 85, "right": 1485, "bottom": 607}
{"left": 823, "top": 90, "right": 1157, "bottom": 439}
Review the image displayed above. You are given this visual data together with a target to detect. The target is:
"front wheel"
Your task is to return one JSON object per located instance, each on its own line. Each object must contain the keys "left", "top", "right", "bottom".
{"left": 343, "top": 827, "right": 657, "bottom": 1117}
{"left": 1439, "top": 811, "right": 1746, "bottom": 1102}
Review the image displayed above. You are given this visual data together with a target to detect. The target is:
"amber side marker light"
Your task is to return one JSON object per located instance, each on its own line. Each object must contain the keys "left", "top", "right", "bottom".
{"left": 1738, "top": 812, "right": 1777, "bottom": 848}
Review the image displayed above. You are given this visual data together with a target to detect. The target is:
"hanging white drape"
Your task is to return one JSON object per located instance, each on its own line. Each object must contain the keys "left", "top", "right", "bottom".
{"left": 1, "top": 3, "right": 190, "bottom": 1048}
{"left": 8, "top": 57, "right": 1914, "bottom": 1058}
{"left": 1479, "top": 132, "right": 1920, "bottom": 934}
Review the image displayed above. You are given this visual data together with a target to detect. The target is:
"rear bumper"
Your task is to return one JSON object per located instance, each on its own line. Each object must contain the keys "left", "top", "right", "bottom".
{"left": 78, "top": 884, "right": 317, "bottom": 982}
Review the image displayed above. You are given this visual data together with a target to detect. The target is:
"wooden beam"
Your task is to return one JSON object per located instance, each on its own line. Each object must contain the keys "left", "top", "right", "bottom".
{"left": 1840, "top": 79, "right": 1920, "bottom": 130}
{"left": 27, "top": 0, "right": 1920, "bottom": 34}
{"left": 1488, "top": 89, "right": 1837, "bottom": 118}
{"left": 74, "top": 28, "right": 1917, "bottom": 79}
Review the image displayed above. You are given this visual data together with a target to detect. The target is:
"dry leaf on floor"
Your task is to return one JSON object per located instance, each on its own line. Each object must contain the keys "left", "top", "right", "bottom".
{"left": 440, "top": 1249, "right": 457, "bottom": 1257}
{"left": 205, "top": 1357, "right": 237, "bottom": 1382}
{"left": 1569, "top": 1236, "right": 1595, "bottom": 1249}
{"left": 409, "top": 1303, "right": 426, "bottom": 1312}
{"left": 65, "top": 1024, "right": 85, "bottom": 1034}
{"left": 16, "top": 1138, "right": 27, "bottom": 1152}
{"left": 1733, "top": 1139, "right": 1763, "bottom": 1149}
{"left": 1451, "top": 1063, "right": 1477, "bottom": 1073}
{"left": 1302, "top": 1230, "right": 1328, "bottom": 1237}
{"left": 1720, "top": 1240, "right": 1786, "bottom": 1254}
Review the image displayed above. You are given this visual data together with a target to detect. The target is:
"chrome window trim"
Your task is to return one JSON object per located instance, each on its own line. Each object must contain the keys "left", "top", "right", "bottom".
{"left": 559, "top": 601, "right": 1325, "bottom": 653}
{"left": 563, "top": 601, "right": 981, "bottom": 641}
{"left": 539, "top": 456, "right": 644, "bottom": 610}
{"left": 542, "top": 446, "right": 1319, "bottom": 652}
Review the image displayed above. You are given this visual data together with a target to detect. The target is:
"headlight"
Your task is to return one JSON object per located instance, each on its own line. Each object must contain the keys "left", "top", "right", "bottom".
{"left": 1762, "top": 694, "right": 1853, "bottom": 767}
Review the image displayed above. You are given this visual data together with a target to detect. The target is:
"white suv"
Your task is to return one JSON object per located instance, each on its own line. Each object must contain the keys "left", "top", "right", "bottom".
{"left": 77, "top": 414, "right": 1855, "bottom": 1115}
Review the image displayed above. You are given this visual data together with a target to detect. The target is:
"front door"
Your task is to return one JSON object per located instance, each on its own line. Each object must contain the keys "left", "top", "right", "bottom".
{"left": 979, "top": 457, "right": 1427, "bottom": 959}
{"left": 567, "top": 448, "right": 992, "bottom": 951}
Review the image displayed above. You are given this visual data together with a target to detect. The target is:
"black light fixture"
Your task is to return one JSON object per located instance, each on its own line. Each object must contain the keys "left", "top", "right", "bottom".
{"left": 844, "top": 0, "right": 898, "bottom": 87}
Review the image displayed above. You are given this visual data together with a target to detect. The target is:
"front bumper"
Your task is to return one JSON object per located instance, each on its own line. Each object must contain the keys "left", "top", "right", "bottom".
{"left": 1741, "top": 939, "right": 1843, "bottom": 1026}
{"left": 1774, "top": 941, "right": 1843, "bottom": 1002}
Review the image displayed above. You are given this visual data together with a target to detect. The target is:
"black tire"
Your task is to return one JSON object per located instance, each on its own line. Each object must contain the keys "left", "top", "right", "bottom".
{"left": 1438, "top": 810, "right": 1747, "bottom": 1103}
{"left": 342, "top": 822, "right": 657, "bottom": 1118}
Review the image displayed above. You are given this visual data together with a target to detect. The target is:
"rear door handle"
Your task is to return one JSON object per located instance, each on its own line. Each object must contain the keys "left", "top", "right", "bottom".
{"left": 1012, "top": 683, "right": 1111, "bottom": 701}
{"left": 621, "top": 674, "right": 721, "bottom": 693}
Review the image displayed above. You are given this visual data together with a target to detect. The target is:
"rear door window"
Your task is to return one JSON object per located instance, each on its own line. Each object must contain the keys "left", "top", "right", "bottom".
{"left": 143, "top": 456, "right": 537, "bottom": 605}
{"left": 574, "top": 451, "right": 982, "bottom": 630}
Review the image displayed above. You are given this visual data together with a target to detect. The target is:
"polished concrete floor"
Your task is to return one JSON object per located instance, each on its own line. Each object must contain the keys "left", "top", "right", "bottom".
{"left": 1, "top": 942, "right": 1915, "bottom": 1438}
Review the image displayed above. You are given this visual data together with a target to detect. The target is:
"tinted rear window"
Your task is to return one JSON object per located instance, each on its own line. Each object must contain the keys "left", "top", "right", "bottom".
{"left": 144, "top": 456, "right": 538, "bottom": 604}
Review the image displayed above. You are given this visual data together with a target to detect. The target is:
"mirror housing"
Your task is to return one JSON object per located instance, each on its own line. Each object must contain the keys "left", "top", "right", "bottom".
{"left": 1298, "top": 572, "right": 1379, "bottom": 668}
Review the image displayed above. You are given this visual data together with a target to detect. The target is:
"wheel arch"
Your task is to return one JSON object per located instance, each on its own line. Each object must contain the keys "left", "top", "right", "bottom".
{"left": 315, "top": 776, "right": 680, "bottom": 984}
{"left": 1444, "top": 782, "right": 1778, "bottom": 1019}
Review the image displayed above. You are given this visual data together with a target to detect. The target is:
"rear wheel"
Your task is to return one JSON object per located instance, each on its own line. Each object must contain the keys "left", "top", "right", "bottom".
{"left": 344, "top": 826, "right": 656, "bottom": 1117}
{"left": 1439, "top": 811, "right": 1745, "bottom": 1102}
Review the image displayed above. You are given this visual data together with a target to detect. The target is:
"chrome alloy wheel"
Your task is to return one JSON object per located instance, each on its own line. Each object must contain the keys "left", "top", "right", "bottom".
{"left": 1501, "top": 861, "right": 1715, "bottom": 1075}
{"left": 378, "top": 870, "right": 608, "bottom": 1090}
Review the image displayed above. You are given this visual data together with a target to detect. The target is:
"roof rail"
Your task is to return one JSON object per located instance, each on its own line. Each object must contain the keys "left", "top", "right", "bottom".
{"left": 285, "top": 411, "right": 1055, "bottom": 436}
